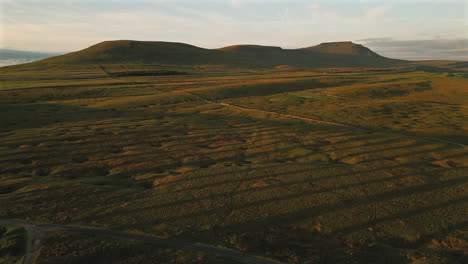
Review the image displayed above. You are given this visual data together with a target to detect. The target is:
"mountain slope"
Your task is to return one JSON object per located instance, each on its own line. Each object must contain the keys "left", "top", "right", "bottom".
{"left": 300, "top": 41, "right": 378, "bottom": 56}
{"left": 6, "top": 40, "right": 405, "bottom": 68}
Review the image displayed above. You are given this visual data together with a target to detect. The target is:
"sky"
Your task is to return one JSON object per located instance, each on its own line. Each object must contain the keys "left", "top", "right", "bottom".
{"left": 1, "top": 0, "right": 467, "bottom": 60}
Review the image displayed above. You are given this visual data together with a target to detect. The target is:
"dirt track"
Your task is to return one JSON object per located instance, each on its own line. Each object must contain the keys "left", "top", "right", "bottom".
{"left": 0, "top": 219, "right": 282, "bottom": 264}
{"left": 180, "top": 91, "right": 353, "bottom": 128}
{"left": 181, "top": 91, "right": 467, "bottom": 148}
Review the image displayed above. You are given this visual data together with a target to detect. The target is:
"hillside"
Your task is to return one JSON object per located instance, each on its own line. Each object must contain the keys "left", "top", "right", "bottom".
{"left": 10, "top": 40, "right": 405, "bottom": 68}
{"left": 300, "top": 41, "right": 378, "bottom": 56}
{"left": 34, "top": 41, "right": 217, "bottom": 65}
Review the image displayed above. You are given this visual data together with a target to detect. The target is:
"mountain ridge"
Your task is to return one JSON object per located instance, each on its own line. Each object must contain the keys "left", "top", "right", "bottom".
{"left": 5, "top": 40, "right": 406, "bottom": 68}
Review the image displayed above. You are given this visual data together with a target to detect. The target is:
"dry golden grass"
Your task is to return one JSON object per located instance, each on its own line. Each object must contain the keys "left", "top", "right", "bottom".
{"left": 0, "top": 65, "right": 466, "bottom": 263}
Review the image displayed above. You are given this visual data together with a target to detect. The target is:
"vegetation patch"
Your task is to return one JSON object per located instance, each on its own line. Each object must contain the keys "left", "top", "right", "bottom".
{"left": 107, "top": 70, "right": 187, "bottom": 77}
{"left": 37, "top": 232, "right": 242, "bottom": 264}
{"left": 0, "top": 225, "right": 26, "bottom": 264}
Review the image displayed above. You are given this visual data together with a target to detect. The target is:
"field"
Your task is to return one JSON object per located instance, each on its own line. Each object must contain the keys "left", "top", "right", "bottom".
{"left": 0, "top": 62, "right": 467, "bottom": 263}
{"left": 36, "top": 231, "right": 244, "bottom": 264}
{"left": 0, "top": 224, "right": 25, "bottom": 264}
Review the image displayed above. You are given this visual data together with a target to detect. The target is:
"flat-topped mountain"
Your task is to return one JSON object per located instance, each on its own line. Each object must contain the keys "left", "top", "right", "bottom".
{"left": 9, "top": 40, "right": 405, "bottom": 68}
{"left": 35, "top": 40, "right": 214, "bottom": 65}
{"left": 301, "top": 41, "right": 378, "bottom": 56}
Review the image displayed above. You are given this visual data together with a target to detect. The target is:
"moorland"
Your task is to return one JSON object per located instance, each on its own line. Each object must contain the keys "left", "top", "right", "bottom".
{"left": 0, "top": 40, "right": 467, "bottom": 264}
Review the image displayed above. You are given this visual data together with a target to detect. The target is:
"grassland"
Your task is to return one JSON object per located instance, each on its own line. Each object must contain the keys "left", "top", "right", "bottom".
{"left": 0, "top": 61, "right": 467, "bottom": 263}
{"left": 0, "top": 225, "right": 25, "bottom": 264}
{"left": 37, "top": 231, "right": 244, "bottom": 264}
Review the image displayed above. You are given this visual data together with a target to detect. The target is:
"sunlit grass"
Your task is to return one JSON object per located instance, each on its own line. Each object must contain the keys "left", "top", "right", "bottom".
{"left": 0, "top": 64, "right": 466, "bottom": 263}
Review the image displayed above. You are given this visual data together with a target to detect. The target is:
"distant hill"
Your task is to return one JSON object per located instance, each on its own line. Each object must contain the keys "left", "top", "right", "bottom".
{"left": 0, "top": 49, "right": 62, "bottom": 67}
{"left": 300, "top": 41, "right": 378, "bottom": 56}
{"left": 4, "top": 40, "right": 406, "bottom": 68}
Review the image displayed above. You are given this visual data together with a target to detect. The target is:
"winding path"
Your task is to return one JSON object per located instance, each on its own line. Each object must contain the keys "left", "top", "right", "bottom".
{"left": 180, "top": 91, "right": 354, "bottom": 128}
{"left": 0, "top": 219, "right": 282, "bottom": 264}
{"left": 180, "top": 91, "right": 467, "bottom": 148}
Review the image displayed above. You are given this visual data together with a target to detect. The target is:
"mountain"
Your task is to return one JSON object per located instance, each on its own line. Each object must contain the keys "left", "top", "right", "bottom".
{"left": 300, "top": 41, "right": 378, "bottom": 56}
{"left": 4, "top": 40, "right": 405, "bottom": 68}
{"left": 0, "top": 49, "right": 62, "bottom": 67}
{"left": 34, "top": 41, "right": 215, "bottom": 65}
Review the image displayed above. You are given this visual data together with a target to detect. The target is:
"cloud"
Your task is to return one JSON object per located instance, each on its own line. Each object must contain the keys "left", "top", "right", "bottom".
{"left": 356, "top": 37, "right": 393, "bottom": 42}
{"left": 308, "top": 3, "right": 320, "bottom": 9}
{"left": 279, "top": 8, "right": 290, "bottom": 24}
{"left": 229, "top": 0, "right": 242, "bottom": 8}
{"left": 358, "top": 38, "right": 468, "bottom": 60}
{"left": 2, "top": 0, "right": 466, "bottom": 56}
{"left": 363, "top": 4, "right": 393, "bottom": 22}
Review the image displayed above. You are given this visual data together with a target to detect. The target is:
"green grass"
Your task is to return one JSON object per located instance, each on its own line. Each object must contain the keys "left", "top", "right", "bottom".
{"left": 190, "top": 79, "right": 326, "bottom": 99}
{"left": 223, "top": 74, "right": 467, "bottom": 144}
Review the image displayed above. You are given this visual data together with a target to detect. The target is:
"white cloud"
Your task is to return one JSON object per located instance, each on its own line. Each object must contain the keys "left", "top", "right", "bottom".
{"left": 363, "top": 4, "right": 393, "bottom": 22}
{"left": 229, "top": 0, "right": 242, "bottom": 8}
{"left": 1, "top": 0, "right": 466, "bottom": 59}
{"left": 308, "top": 3, "right": 320, "bottom": 10}
{"left": 359, "top": 38, "right": 468, "bottom": 60}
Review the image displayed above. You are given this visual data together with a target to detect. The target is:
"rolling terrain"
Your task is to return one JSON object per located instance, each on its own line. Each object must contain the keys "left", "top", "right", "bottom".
{"left": 0, "top": 41, "right": 467, "bottom": 264}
